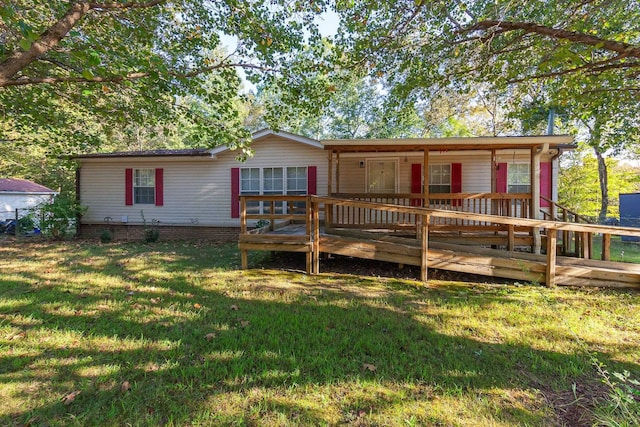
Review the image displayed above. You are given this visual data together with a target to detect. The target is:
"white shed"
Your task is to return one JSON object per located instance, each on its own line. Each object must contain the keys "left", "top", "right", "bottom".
{"left": 0, "top": 178, "right": 57, "bottom": 220}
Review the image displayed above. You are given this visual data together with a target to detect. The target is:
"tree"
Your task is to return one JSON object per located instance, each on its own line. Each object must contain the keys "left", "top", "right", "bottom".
{"left": 559, "top": 147, "right": 640, "bottom": 219}
{"left": 333, "top": 0, "right": 640, "bottom": 220}
{"left": 0, "top": 1, "right": 332, "bottom": 153}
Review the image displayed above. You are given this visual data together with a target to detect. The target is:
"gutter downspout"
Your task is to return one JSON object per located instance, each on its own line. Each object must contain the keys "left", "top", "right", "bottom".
{"left": 533, "top": 109, "right": 555, "bottom": 254}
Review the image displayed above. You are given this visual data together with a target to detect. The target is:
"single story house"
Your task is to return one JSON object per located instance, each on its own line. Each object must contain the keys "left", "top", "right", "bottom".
{"left": 73, "top": 129, "right": 574, "bottom": 241}
{"left": 0, "top": 178, "right": 57, "bottom": 221}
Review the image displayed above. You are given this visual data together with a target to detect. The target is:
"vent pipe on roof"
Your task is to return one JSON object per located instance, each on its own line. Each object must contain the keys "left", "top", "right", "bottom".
{"left": 547, "top": 109, "right": 555, "bottom": 135}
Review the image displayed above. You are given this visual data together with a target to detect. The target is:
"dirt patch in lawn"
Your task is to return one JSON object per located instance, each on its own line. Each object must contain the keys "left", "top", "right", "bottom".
{"left": 259, "top": 252, "right": 517, "bottom": 285}
{"left": 539, "top": 377, "right": 610, "bottom": 427}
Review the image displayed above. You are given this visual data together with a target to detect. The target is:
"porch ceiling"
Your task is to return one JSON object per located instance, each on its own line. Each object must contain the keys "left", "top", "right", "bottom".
{"left": 322, "top": 135, "right": 575, "bottom": 153}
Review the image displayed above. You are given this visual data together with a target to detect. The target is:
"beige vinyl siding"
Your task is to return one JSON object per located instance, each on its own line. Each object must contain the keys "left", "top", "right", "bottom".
{"left": 214, "top": 135, "right": 327, "bottom": 226}
{"left": 335, "top": 150, "right": 556, "bottom": 195}
{"left": 79, "top": 135, "right": 327, "bottom": 227}
{"left": 336, "top": 151, "right": 493, "bottom": 194}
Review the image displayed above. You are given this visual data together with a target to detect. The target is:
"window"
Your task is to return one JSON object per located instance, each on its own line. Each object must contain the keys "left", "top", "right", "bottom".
{"left": 428, "top": 164, "right": 451, "bottom": 193}
{"left": 263, "top": 167, "right": 284, "bottom": 214}
{"left": 287, "top": 167, "right": 308, "bottom": 195}
{"left": 240, "top": 168, "right": 261, "bottom": 214}
{"left": 134, "top": 169, "right": 155, "bottom": 204}
{"left": 239, "top": 167, "right": 308, "bottom": 214}
{"left": 508, "top": 163, "right": 531, "bottom": 193}
{"left": 367, "top": 160, "right": 397, "bottom": 193}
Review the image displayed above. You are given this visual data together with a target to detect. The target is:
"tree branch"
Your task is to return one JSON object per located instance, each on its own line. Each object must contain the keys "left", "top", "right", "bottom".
{"left": 0, "top": 1, "right": 166, "bottom": 86}
{"left": 507, "top": 57, "right": 639, "bottom": 83}
{"left": 0, "top": 62, "right": 277, "bottom": 87}
{"left": 464, "top": 20, "right": 640, "bottom": 59}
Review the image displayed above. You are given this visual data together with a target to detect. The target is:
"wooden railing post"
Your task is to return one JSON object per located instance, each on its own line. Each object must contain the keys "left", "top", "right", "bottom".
{"left": 507, "top": 224, "right": 515, "bottom": 252}
{"left": 546, "top": 228, "right": 557, "bottom": 287}
{"left": 602, "top": 233, "right": 611, "bottom": 261}
{"left": 305, "top": 196, "right": 312, "bottom": 274}
{"left": 312, "top": 197, "right": 320, "bottom": 274}
{"left": 420, "top": 214, "right": 429, "bottom": 282}
{"left": 240, "top": 197, "right": 248, "bottom": 269}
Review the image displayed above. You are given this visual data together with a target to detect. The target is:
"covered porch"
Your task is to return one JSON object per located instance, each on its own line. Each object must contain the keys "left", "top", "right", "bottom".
{"left": 323, "top": 135, "right": 576, "bottom": 255}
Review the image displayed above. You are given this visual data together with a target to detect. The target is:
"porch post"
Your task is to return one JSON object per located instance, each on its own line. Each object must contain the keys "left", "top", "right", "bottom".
{"left": 531, "top": 146, "right": 542, "bottom": 254}
{"left": 423, "top": 149, "right": 429, "bottom": 207}
{"left": 327, "top": 150, "right": 334, "bottom": 228}
{"left": 491, "top": 149, "right": 497, "bottom": 216}
{"left": 336, "top": 152, "right": 340, "bottom": 194}
{"left": 327, "top": 150, "right": 333, "bottom": 196}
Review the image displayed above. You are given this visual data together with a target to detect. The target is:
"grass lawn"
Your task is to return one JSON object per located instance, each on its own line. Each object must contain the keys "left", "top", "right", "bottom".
{"left": 1, "top": 241, "right": 639, "bottom": 426}
{"left": 592, "top": 234, "right": 640, "bottom": 263}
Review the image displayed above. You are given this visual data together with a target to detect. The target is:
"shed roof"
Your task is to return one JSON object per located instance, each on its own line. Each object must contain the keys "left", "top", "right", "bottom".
{"left": 0, "top": 178, "right": 56, "bottom": 194}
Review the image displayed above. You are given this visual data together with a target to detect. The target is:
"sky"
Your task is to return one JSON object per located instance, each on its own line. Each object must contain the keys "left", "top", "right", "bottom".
{"left": 219, "top": 10, "right": 340, "bottom": 92}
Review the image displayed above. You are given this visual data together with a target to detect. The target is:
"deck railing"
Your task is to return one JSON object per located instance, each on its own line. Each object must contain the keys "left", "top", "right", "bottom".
{"left": 540, "top": 196, "right": 593, "bottom": 258}
{"left": 239, "top": 195, "right": 640, "bottom": 286}
{"left": 329, "top": 192, "right": 531, "bottom": 229}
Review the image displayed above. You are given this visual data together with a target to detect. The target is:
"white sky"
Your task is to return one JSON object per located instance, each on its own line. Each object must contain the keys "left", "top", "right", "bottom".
{"left": 220, "top": 10, "right": 340, "bottom": 92}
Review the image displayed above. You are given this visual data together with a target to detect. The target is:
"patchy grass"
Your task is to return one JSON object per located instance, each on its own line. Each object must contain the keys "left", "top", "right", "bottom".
{"left": 1, "top": 241, "right": 639, "bottom": 426}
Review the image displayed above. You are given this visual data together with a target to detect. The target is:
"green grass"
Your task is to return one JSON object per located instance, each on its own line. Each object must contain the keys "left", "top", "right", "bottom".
{"left": 592, "top": 234, "right": 640, "bottom": 263}
{"left": 1, "top": 241, "right": 639, "bottom": 426}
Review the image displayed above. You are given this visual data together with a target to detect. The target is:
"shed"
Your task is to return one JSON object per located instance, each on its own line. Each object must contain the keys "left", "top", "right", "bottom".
{"left": 0, "top": 178, "right": 57, "bottom": 220}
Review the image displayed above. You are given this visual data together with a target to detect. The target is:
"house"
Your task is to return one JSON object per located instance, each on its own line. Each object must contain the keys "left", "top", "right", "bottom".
{"left": 74, "top": 129, "right": 328, "bottom": 240}
{"left": 0, "top": 178, "right": 57, "bottom": 221}
{"left": 73, "top": 130, "right": 574, "bottom": 241}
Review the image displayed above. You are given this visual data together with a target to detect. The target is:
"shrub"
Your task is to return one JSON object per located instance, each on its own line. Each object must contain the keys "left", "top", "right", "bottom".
{"left": 140, "top": 210, "right": 160, "bottom": 243}
{"left": 40, "top": 196, "right": 87, "bottom": 240}
{"left": 100, "top": 229, "right": 113, "bottom": 243}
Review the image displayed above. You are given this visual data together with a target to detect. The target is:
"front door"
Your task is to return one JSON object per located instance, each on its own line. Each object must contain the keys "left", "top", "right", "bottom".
{"left": 367, "top": 159, "right": 397, "bottom": 193}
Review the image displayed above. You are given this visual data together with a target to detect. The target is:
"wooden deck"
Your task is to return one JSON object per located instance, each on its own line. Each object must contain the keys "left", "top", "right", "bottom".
{"left": 238, "top": 195, "right": 640, "bottom": 289}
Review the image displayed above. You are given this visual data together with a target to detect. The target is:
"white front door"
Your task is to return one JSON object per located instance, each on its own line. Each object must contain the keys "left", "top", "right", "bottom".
{"left": 367, "top": 159, "right": 397, "bottom": 193}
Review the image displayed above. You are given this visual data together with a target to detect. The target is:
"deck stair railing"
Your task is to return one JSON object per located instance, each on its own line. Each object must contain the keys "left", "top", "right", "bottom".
{"left": 540, "top": 196, "right": 594, "bottom": 258}
{"left": 239, "top": 195, "right": 640, "bottom": 287}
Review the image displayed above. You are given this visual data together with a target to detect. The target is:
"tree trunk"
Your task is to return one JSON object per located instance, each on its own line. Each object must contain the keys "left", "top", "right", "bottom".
{"left": 594, "top": 147, "right": 609, "bottom": 223}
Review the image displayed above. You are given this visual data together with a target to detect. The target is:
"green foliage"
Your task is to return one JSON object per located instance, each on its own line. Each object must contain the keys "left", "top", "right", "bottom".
{"left": 40, "top": 196, "right": 87, "bottom": 240}
{"left": 140, "top": 210, "right": 160, "bottom": 243}
{"left": 99, "top": 229, "right": 113, "bottom": 243}
{"left": 559, "top": 149, "right": 640, "bottom": 219}
{"left": 0, "top": 1, "right": 332, "bottom": 154}
{"left": 592, "top": 366, "right": 640, "bottom": 426}
{"left": 17, "top": 214, "right": 35, "bottom": 233}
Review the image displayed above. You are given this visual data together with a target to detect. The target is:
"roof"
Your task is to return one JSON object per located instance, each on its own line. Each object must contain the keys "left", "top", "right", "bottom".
{"left": 208, "top": 129, "right": 323, "bottom": 155}
{"left": 72, "top": 130, "right": 322, "bottom": 160}
{"left": 73, "top": 148, "right": 213, "bottom": 159}
{"left": 0, "top": 178, "right": 56, "bottom": 194}
{"left": 322, "top": 135, "right": 576, "bottom": 152}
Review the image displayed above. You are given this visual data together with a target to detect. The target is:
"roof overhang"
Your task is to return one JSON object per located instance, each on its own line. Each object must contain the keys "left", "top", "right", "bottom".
{"left": 322, "top": 135, "right": 576, "bottom": 153}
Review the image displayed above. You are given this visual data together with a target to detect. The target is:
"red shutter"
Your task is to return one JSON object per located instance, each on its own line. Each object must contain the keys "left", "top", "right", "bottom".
{"left": 540, "top": 162, "right": 551, "bottom": 207}
{"left": 125, "top": 168, "right": 133, "bottom": 206}
{"left": 411, "top": 163, "right": 422, "bottom": 206}
{"left": 231, "top": 167, "right": 240, "bottom": 218}
{"left": 307, "top": 166, "right": 317, "bottom": 195}
{"left": 496, "top": 163, "right": 508, "bottom": 193}
{"left": 451, "top": 163, "right": 462, "bottom": 207}
{"left": 155, "top": 168, "right": 164, "bottom": 206}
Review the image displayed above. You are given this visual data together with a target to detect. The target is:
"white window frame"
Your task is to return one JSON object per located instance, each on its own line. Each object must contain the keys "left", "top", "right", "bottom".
{"left": 365, "top": 158, "right": 399, "bottom": 193}
{"left": 508, "top": 163, "right": 531, "bottom": 193}
{"left": 428, "top": 164, "right": 451, "bottom": 194}
{"left": 239, "top": 167, "right": 308, "bottom": 214}
{"left": 134, "top": 169, "right": 155, "bottom": 205}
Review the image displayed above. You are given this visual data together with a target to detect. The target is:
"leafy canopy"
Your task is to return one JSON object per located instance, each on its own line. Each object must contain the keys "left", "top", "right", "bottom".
{"left": 0, "top": 1, "right": 331, "bottom": 152}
